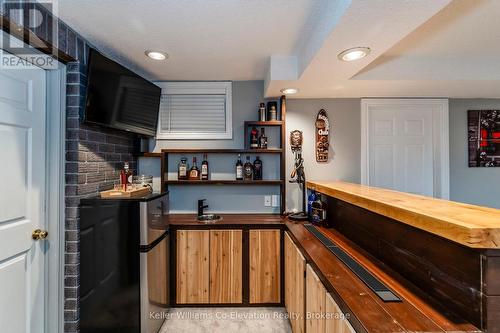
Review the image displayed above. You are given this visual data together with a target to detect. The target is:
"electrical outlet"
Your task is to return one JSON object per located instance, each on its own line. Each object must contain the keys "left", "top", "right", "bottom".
{"left": 271, "top": 195, "right": 280, "bottom": 207}
{"left": 264, "top": 195, "right": 272, "bottom": 207}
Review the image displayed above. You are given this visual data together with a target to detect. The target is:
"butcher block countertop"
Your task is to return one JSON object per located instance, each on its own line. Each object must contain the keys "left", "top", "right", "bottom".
{"left": 166, "top": 214, "right": 285, "bottom": 227}
{"left": 307, "top": 181, "right": 500, "bottom": 249}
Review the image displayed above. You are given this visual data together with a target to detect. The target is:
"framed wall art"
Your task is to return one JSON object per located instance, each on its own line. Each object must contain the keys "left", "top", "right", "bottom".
{"left": 468, "top": 110, "right": 500, "bottom": 167}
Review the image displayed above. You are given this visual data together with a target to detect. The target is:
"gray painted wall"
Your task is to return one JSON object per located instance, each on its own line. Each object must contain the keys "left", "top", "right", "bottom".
{"left": 285, "top": 99, "right": 361, "bottom": 212}
{"left": 449, "top": 99, "right": 500, "bottom": 209}
{"left": 140, "top": 84, "right": 500, "bottom": 212}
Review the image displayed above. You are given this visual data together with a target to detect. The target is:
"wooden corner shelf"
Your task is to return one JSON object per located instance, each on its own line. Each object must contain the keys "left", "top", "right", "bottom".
{"left": 134, "top": 152, "right": 162, "bottom": 158}
{"left": 244, "top": 120, "right": 283, "bottom": 126}
{"left": 165, "top": 180, "right": 283, "bottom": 185}
{"left": 161, "top": 148, "right": 282, "bottom": 154}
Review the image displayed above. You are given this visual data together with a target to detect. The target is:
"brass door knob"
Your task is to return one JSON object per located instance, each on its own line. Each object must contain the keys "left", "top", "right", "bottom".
{"left": 32, "top": 229, "right": 48, "bottom": 240}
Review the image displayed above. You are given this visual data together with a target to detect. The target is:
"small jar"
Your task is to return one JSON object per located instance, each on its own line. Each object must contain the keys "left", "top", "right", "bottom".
{"left": 268, "top": 105, "right": 277, "bottom": 121}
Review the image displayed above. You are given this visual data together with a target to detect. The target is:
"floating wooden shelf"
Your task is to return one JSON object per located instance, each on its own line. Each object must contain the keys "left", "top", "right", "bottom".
{"left": 165, "top": 180, "right": 283, "bottom": 185}
{"left": 134, "top": 152, "right": 162, "bottom": 158}
{"left": 244, "top": 121, "right": 283, "bottom": 126}
{"left": 161, "top": 148, "right": 282, "bottom": 154}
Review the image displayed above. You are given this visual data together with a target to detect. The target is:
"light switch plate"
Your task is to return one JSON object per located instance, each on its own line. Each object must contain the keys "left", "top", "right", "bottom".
{"left": 271, "top": 195, "right": 280, "bottom": 207}
{"left": 264, "top": 195, "right": 272, "bottom": 207}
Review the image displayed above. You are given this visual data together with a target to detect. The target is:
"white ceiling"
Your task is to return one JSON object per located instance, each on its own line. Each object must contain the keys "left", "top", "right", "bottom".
{"left": 58, "top": 0, "right": 327, "bottom": 80}
{"left": 58, "top": 0, "right": 500, "bottom": 98}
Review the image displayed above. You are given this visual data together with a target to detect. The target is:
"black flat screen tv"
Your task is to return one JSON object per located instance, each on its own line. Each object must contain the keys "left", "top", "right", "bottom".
{"left": 84, "top": 49, "right": 161, "bottom": 137}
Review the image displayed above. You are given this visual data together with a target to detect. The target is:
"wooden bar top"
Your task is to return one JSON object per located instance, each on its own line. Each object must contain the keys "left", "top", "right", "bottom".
{"left": 307, "top": 181, "right": 500, "bottom": 249}
{"left": 286, "top": 221, "right": 480, "bottom": 333}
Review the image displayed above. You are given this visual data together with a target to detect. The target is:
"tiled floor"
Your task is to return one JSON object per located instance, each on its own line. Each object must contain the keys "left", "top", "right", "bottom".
{"left": 160, "top": 307, "right": 292, "bottom": 333}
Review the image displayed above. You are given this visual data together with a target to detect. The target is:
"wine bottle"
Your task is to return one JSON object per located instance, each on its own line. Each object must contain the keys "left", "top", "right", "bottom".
{"left": 235, "top": 154, "right": 243, "bottom": 180}
{"left": 253, "top": 156, "right": 262, "bottom": 180}
{"left": 244, "top": 156, "right": 253, "bottom": 181}
{"left": 201, "top": 153, "right": 209, "bottom": 180}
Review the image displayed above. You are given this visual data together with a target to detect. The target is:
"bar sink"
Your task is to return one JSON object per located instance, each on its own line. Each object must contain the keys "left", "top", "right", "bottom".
{"left": 197, "top": 214, "right": 222, "bottom": 223}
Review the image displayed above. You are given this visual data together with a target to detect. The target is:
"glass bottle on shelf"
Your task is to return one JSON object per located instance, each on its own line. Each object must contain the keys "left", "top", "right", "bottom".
{"left": 178, "top": 157, "right": 188, "bottom": 180}
{"left": 259, "top": 127, "right": 268, "bottom": 149}
{"left": 201, "top": 153, "right": 209, "bottom": 180}
{"left": 250, "top": 126, "right": 259, "bottom": 149}
{"left": 259, "top": 102, "right": 266, "bottom": 121}
{"left": 188, "top": 157, "right": 200, "bottom": 180}
{"left": 235, "top": 154, "right": 243, "bottom": 180}
{"left": 243, "top": 156, "right": 253, "bottom": 181}
{"left": 253, "top": 156, "right": 262, "bottom": 180}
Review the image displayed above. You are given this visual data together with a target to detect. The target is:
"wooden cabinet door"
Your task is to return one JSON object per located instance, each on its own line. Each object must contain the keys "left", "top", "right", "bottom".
{"left": 249, "top": 229, "right": 281, "bottom": 303}
{"left": 285, "top": 232, "right": 306, "bottom": 333}
{"left": 306, "top": 264, "right": 326, "bottom": 333}
{"left": 209, "top": 230, "right": 242, "bottom": 303}
{"left": 176, "top": 230, "right": 210, "bottom": 304}
{"left": 326, "top": 293, "right": 343, "bottom": 333}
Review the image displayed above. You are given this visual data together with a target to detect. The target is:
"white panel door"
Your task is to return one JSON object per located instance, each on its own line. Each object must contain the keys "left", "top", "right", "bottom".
{"left": 0, "top": 61, "right": 46, "bottom": 333}
{"left": 366, "top": 102, "right": 434, "bottom": 196}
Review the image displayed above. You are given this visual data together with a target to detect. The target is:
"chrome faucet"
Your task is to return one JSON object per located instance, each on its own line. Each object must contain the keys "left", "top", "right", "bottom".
{"left": 198, "top": 199, "right": 208, "bottom": 217}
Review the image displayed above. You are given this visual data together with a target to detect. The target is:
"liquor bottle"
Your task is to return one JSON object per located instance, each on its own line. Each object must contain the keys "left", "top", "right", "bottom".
{"left": 243, "top": 156, "right": 253, "bottom": 181}
{"left": 259, "top": 102, "right": 266, "bottom": 121}
{"left": 123, "top": 162, "right": 133, "bottom": 185}
{"left": 250, "top": 126, "right": 259, "bottom": 149}
{"left": 178, "top": 157, "right": 188, "bottom": 180}
{"left": 235, "top": 154, "right": 243, "bottom": 180}
{"left": 201, "top": 153, "right": 209, "bottom": 180}
{"left": 259, "top": 127, "right": 268, "bottom": 149}
{"left": 311, "top": 194, "right": 327, "bottom": 226}
{"left": 188, "top": 157, "right": 200, "bottom": 180}
{"left": 253, "top": 156, "right": 262, "bottom": 180}
{"left": 307, "top": 190, "right": 317, "bottom": 217}
{"left": 120, "top": 168, "right": 127, "bottom": 191}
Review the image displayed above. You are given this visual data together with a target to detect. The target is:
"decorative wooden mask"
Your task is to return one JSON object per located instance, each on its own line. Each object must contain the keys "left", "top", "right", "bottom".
{"left": 290, "top": 130, "right": 303, "bottom": 152}
{"left": 316, "top": 109, "right": 329, "bottom": 162}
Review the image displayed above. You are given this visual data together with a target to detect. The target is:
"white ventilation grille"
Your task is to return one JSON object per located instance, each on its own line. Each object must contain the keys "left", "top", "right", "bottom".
{"left": 156, "top": 82, "right": 232, "bottom": 139}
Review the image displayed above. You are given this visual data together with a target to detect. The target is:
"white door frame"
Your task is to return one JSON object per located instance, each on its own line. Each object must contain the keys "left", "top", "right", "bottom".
{"left": 361, "top": 98, "right": 450, "bottom": 199}
{"left": 46, "top": 66, "right": 66, "bottom": 333}
{"left": 1, "top": 32, "right": 66, "bottom": 333}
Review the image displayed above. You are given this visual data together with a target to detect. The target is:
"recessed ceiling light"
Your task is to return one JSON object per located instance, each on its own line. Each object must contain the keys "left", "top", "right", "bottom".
{"left": 145, "top": 50, "right": 168, "bottom": 60}
{"left": 337, "top": 47, "right": 371, "bottom": 62}
{"left": 280, "top": 88, "right": 299, "bottom": 95}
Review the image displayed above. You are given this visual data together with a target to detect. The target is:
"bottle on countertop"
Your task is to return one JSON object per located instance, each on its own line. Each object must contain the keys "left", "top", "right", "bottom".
{"left": 188, "top": 157, "right": 200, "bottom": 180}
{"left": 123, "top": 162, "right": 133, "bottom": 185}
{"left": 201, "top": 153, "right": 209, "bottom": 180}
{"left": 259, "top": 102, "right": 266, "bottom": 122}
{"left": 310, "top": 193, "right": 327, "bottom": 226}
{"left": 178, "top": 157, "right": 188, "bottom": 180}
{"left": 253, "top": 156, "right": 262, "bottom": 180}
{"left": 259, "top": 127, "right": 268, "bottom": 149}
{"left": 235, "top": 154, "right": 243, "bottom": 180}
{"left": 120, "top": 168, "right": 127, "bottom": 191}
{"left": 307, "top": 190, "right": 316, "bottom": 217}
{"left": 250, "top": 126, "right": 259, "bottom": 149}
{"left": 243, "top": 156, "right": 253, "bottom": 181}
